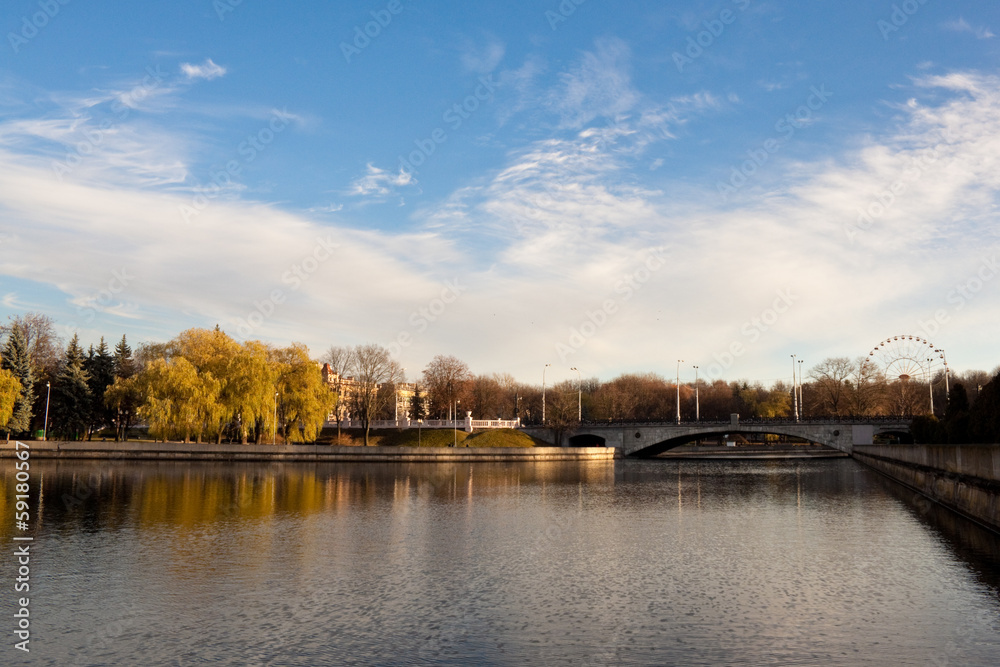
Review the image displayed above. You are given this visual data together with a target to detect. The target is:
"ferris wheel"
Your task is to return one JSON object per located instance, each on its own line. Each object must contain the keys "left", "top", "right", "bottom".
{"left": 866, "top": 335, "right": 948, "bottom": 381}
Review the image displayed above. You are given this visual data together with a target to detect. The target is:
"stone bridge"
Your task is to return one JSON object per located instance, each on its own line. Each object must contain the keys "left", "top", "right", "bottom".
{"left": 522, "top": 418, "right": 912, "bottom": 457}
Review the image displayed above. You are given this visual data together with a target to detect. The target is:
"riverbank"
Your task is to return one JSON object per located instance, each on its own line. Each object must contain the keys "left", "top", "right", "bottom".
{"left": 0, "top": 440, "right": 614, "bottom": 462}
{"left": 659, "top": 444, "right": 848, "bottom": 459}
{"left": 853, "top": 444, "right": 1000, "bottom": 534}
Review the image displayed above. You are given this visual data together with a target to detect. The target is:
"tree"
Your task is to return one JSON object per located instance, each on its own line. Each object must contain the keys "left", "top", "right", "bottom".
{"left": 942, "top": 383, "right": 971, "bottom": 444}
{"left": 969, "top": 371, "right": 1000, "bottom": 443}
{"left": 322, "top": 345, "right": 355, "bottom": 440}
{"left": 84, "top": 338, "right": 115, "bottom": 439}
{"left": 50, "top": 334, "right": 92, "bottom": 440}
{"left": 104, "top": 375, "right": 143, "bottom": 442}
{"left": 411, "top": 383, "right": 428, "bottom": 420}
{"left": 0, "top": 367, "right": 22, "bottom": 441}
{"left": 1, "top": 325, "right": 34, "bottom": 437}
{"left": 272, "top": 344, "right": 334, "bottom": 443}
{"left": 350, "top": 344, "right": 402, "bottom": 446}
{"left": 113, "top": 335, "right": 136, "bottom": 379}
{"left": 809, "top": 357, "right": 854, "bottom": 417}
{"left": 136, "top": 357, "right": 222, "bottom": 443}
{"left": 1, "top": 313, "right": 61, "bottom": 381}
{"left": 422, "top": 355, "right": 472, "bottom": 419}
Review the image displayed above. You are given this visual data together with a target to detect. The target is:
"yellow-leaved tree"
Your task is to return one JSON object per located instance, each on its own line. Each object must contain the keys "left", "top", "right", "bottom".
{"left": 272, "top": 343, "right": 335, "bottom": 443}
{"left": 0, "top": 365, "right": 23, "bottom": 442}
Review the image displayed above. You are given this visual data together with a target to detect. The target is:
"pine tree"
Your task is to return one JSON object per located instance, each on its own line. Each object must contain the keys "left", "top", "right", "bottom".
{"left": 51, "top": 334, "right": 92, "bottom": 440}
{"left": 84, "top": 337, "right": 115, "bottom": 439}
{"left": 113, "top": 335, "right": 134, "bottom": 378}
{"left": 1, "top": 326, "right": 34, "bottom": 436}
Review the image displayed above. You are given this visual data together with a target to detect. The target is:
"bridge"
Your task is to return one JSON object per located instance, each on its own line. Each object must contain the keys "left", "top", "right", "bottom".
{"left": 522, "top": 417, "right": 912, "bottom": 457}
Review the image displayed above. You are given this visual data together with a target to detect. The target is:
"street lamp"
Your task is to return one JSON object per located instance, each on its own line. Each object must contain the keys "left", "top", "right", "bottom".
{"left": 395, "top": 368, "right": 406, "bottom": 424}
{"left": 570, "top": 367, "right": 582, "bottom": 422}
{"left": 676, "top": 359, "right": 683, "bottom": 424}
{"left": 542, "top": 363, "right": 551, "bottom": 424}
{"left": 273, "top": 391, "right": 278, "bottom": 445}
{"left": 797, "top": 359, "right": 804, "bottom": 419}
{"left": 453, "top": 399, "right": 461, "bottom": 447}
{"left": 43, "top": 382, "right": 51, "bottom": 441}
{"left": 692, "top": 365, "right": 699, "bottom": 422}
{"left": 791, "top": 354, "right": 798, "bottom": 421}
{"left": 927, "top": 357, "right": 935, "bottom": 416}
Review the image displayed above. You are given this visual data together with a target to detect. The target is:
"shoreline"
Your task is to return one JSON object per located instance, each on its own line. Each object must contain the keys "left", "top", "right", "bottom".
{"left": 0, "top": 440, "right": 616, "bottom": 463}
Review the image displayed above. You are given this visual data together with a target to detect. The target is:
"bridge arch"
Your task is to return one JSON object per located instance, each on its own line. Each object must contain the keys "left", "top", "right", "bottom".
{"left": 568, "top": 433, "right": 607, "bottom": 447}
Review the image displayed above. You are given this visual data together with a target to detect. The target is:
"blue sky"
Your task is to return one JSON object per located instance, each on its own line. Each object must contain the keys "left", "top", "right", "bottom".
{"left": 1, "top": 0, "right": 999, "bottom": 386}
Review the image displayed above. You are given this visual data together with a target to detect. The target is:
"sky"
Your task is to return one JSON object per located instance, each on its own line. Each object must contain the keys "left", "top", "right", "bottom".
{"left": 0, "top": 0, "right": 998, "bottom": 387}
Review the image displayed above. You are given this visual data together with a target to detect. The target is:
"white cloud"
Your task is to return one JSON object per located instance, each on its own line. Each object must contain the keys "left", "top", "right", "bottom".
{"left": 943, "top": 17, "right": 995, "bottom": 39}
{"left": 550, "top": 37, "right": 640, "bottom": 129}
{"left": 181, "top": 59, "right": 228, "bottom": 81}
{"left": 347, "top": 163, "right": 415, "bottom": 198}
{"left": 460, "top": 38, "right": 506, "bottom": 74}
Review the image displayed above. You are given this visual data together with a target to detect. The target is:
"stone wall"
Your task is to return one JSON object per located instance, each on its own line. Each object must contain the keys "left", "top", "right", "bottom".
{"left": 853, "top": 444, "right": 1000, "bottom": 534}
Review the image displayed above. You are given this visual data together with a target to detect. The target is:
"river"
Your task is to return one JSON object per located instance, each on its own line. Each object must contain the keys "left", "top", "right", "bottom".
{"left": 2, "top": 458, "right": 999, "bottom": 665}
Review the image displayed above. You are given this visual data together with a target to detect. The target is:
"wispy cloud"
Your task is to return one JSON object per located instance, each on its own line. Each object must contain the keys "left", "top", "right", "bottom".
{"left": 943, "top": 17, "right": 995, "bottom": 39}
{"left": 347, "top": 163, "right": 415, "bottom": 198}
{"left": 460, "top": 37, "right": 506, "bottom": 74}
{"left": 550, "top": 37, "right": 639, "bottom": 129}
{"left": 181, "top": 59, "right": 228, "bottom": 81}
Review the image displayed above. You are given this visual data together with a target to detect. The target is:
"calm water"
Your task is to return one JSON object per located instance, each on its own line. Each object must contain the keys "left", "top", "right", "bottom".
{"left": 2, "top": 458, "right": 999, "bottom": 666}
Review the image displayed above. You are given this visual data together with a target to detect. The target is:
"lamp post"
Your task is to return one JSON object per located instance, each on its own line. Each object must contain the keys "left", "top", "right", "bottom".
{"left": 797, "top": 359, "right": 804, "bottom": 419}
{"left": 43, "top": 381, "right": 51, "bottom": 441}
{"left": 927, "top": 358, "right": 935, "bottom": 416}
{"left": 542, "top": 363, "right": 551, "bottom": 424}
{"left": 791, "top": 354, "right": 798, "bottom": 421}
{"left": 570, "top": 366, "right": 582, "bottom": 422}
{"left": 692, "top": 365, "right": 699, "bottom": 422}
{"left": 395, "top": 368, "right": 406, "bottom": 424}
{"left": 676, "top": 359, "right": 683, "bottom": 424}
{"left": 935, "top": 348, "right": 950, "bottom": 399}
{"left": 273, "top": 391, "right": 278, "bottom": 445}
{"left": 453, "top": 399, "right": 461, "bottom": 447}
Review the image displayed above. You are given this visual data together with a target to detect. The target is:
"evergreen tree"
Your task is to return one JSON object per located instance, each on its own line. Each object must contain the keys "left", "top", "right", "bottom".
{"left": 1, "top": 326, "right": 34, "bottom": 436}
{"left": 113, "top": 335, "right": 135, "bottom": 378}
{"left": 969, "top": 371, "right": 1000, "bottom": 443}
{"left": 84, "top": 337, "right": 115, "bottom": 439}
{"left": 942, "top": 383, "right": 971, "bottom": 444}
{"left": 51, "top": 334, "right": 92, "bottom": 440}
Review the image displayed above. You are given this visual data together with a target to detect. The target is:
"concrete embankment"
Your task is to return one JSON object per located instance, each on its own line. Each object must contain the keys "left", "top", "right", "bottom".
{"left": 0, "top": 440, "right": 615, "bottom": 463}
{"left": 660, "top": 444, "right": 848, "bottom": 459}
{"left": 853, "top": 444, "right": 1000, "bottom": 534}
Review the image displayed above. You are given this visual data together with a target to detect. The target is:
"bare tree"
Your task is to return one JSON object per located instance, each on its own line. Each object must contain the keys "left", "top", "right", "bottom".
{"left": 2, "top": 313, "right": 62, "bottom": 380}
{"left": 422, "top": 355, "right": 472, "bottom": 419}
{"left": 809, "top": 357, "right": 854, "bottom": 417}
{"left": 322, "top": 345, "right": 356, "bottom": 440}
{"left": 348, "top": 344, "right": 401, "bottom": 446}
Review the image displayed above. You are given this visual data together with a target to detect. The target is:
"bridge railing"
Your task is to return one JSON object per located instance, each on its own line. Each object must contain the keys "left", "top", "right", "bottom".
{"left": 567, "top": 416, "right": 912, "bottom": 427}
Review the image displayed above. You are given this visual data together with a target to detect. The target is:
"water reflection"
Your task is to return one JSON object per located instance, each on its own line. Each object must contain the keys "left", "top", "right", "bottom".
{"left": 0, "top": 459, "right": 997, "bottom": 666}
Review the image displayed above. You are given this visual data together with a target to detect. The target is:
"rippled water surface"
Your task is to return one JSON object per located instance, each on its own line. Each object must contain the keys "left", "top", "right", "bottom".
{"left": 2, "top": 458, "right": 999, "bottom": 665}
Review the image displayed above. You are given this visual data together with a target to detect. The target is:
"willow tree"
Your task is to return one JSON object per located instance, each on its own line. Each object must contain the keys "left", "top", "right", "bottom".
{"left": 137, "top": 357, "right": 222, "bottom": 443}
{"left": 273, "top": 344, "right": 335, "bottom": 443}
{"left": 227, "top": 341, "right": 277, "bottom": 444}
{"left": 0, "top": 367, "right": 22, "bottom": 442}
